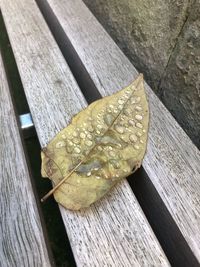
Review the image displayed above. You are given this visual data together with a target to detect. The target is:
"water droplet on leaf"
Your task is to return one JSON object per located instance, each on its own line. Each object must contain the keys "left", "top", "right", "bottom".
{"left": 136, "top": 122, "right": 143, "bottom": 129}
{"left": 74, "top": 147, "right": 81, "bottom": 154}
{"left": 135, "top": 114, "right": 143, "bottom": 121}
{"left": 129, "top": 134, "right": 138, "bottom": 143}
{"left": 56, "top": 141, "right": 66, "bottom": 148}
{"left": 115, "top": 125, "right": 125, "bottom": 134}
{"left": 80, "top": 132, "right": 86, "bottom": 139}
{"left": 85, "top": 140, "right": 93, "bottom": 146}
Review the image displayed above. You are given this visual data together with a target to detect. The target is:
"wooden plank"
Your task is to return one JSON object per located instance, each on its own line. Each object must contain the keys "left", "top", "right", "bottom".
{"left": 0, "top": 0, "right": 170, "bottom": 266}
{"left": 37, "top": 0, "right": 200, "bottom": 263}
{"left": 0, "top": 54, "right": 52, "bottom": 266}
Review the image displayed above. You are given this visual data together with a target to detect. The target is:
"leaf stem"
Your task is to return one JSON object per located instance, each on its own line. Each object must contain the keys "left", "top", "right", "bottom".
{"left": 41, "top": 159, "right": 84, "bottom": 202}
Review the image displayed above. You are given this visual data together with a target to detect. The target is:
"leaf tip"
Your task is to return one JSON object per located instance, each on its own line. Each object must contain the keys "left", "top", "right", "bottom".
{"left": 139, "top": 73, "right": 143, "bottom": 78}
{"left": 137, "top": 73, "right": 144, "bottom": 84}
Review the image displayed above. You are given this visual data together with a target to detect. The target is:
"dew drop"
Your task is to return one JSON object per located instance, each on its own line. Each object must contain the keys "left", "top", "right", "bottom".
{"left": 85, "top": 140, "right": 93, "bottom": 146}
{"left": 87, "top": 134, "right": 93, "bottom": 140}
{"left": 118, "top": 99, "right": 125, "bottom": 105}
{"left": 97, "top": 124, "right": 103, "bottom": 130}
{"left": 142, "top": 129, "right": 146, "bottom": 133}
{"left": 134, "top": 144, "right": 140, "bottom": 150}
{"left": 140, "top": 140, "right": 144, "bottom": 144}
{"left": 88, "top": 126, "right": 94, "bottom": 132}
{"left": 61, "top": 134, "right": 67, "bottom": 139}
{"left": 136, "top": 122, "right": 143, "bottom": 129}
{"left": 126, "top": 88, "right": 131, "bottom": 93}
{"left": 115, "top": 125, "right": 125, "bottom": 134}
{"left": 73, "top": 132, "right": 78, "bottom": 137}
{"left": 117, "top": 143, "right": 122, "bottom": 148}
{"left": 110, "top": 160, "right": 120, "bottom": 169}
{"left": 80, "top": 132, "right": 86, "bottom": 139}
{"left": 104, "top": 174, "right": 110, "bottom": 179}
{"left": 68, "top": 140, "right": 73, "bottom": 146}
{"left": 73, "top": 138, "right": 80, "bottom": 144}
{"left": 87, "top": 172, "right": 91, "bottom": 177}
{"left": 123, "top": 109, "right": 131, "bottom": 116}
{"left": 74, "top": 147, "right": 81, "bottom": 153}
{"left": 135, "top": 105, "right": 142, "bottom": 111}
{"left": 67, "top": 134, "right": 72, "bottom": 139}
{"left": 135, "top": 114, "right": 143, "bottom": 121}
{"left": 120, "top": 135, "right": 129, "bottom": 143}
{"left": 113, "top": 109, "right": 118, "bottom": 113}
{"left": 56, "top": 141, "right": 66, "bottom": 148}
{"left": 67, "top": 146, "right": 73, "bottom": 153}
{"left": 109, "top": 104, "right": 114, "bottom": 109}
{"left": 95, "top": 176, "right": 101, "bottom": 179}
{"left": 109, "top": 150, "right": 116, "bottom": 157}
{"left": 129, "top": 134, "right": 138, "bottom": 143}
{"left": 104, "top": 114, "right": 114, "bottom": 125}
{"left": 97, "top": 146, "right": 103, "bottom": 151}
{"left": 131, "top": 96, "right": 141, "bottom": 104}
{"left": 128, "top": 119, "right": 135, "bottom": 126}
{"left": 136, "top": 132, "right": 142, "bottom": 137}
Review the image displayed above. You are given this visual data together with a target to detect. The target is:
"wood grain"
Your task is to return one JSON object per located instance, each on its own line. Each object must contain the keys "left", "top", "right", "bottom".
{"left": 0, "top": 53, "right": 52, "bottom": 266}
{"left": 38, "top": 0, "right": 200, "bottom": 263}
{"left": 0, "top": 0, "right": 170, "bottom": 266}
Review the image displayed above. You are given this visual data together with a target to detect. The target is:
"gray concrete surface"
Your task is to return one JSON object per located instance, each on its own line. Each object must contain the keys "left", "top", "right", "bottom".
{"left": 83, "top": 0, "right": 199, "bottom": 148}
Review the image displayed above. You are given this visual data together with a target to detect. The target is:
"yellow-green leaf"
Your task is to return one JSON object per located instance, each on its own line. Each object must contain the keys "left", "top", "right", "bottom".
{"left": 41, "top": 74, "right": 149, "bottom": 210}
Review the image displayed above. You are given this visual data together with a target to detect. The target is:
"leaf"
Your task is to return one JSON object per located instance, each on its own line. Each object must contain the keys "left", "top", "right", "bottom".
{"left": 41, "top": 74, "right": 149, "bottom": 210}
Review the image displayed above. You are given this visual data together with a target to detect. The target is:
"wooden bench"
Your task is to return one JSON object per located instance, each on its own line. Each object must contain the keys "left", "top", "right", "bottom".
{"left": 0, "top": 0, "right": 199, "bottom": 266}
{"left": 0, "top": 52, "right": 52, "bottom": 265}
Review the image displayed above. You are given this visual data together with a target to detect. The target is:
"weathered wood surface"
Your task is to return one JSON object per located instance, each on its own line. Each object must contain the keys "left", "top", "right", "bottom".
{"left": 0, "top": 53, "right": 52, "bottom": 266}
{"left": 0, "top": 0, "right": 170, "bottom": 266}
{"left": 37, "top": 0, "right": 200, "bottom": 263}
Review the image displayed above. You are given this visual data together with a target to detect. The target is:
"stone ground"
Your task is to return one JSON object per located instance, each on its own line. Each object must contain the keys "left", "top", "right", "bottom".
{"left": 83, "top": 0, "right": 200, "bottom": 148}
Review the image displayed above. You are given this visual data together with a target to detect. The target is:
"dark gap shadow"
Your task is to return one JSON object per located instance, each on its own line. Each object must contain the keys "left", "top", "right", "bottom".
{"left": 35, "top": 1, "right": 200, "bottom": 266}
{"left": 129, "top": 168, "right": 199, "bottom": 267}
{"left": 0, "top": 11, "right": 76, "bottom": 267}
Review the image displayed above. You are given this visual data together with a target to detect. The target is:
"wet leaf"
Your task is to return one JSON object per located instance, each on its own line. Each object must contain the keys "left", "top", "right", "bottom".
{"left": 41, "top": 74, "right": 149, "bottom": 210}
